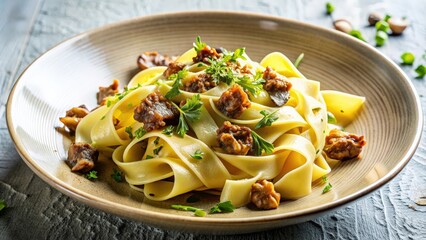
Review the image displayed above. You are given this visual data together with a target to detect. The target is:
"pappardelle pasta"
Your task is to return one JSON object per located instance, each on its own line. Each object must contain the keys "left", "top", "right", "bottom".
{"left": 62, "top": 37, "right": 366, "bottom": 212}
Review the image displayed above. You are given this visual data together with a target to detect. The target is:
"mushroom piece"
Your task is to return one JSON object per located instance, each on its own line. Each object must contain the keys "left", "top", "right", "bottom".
{"left": 388, "top": 18, "right": 409, "bottom": 35}
{"left": 368, "top": 12, "right": 383, "bottom": 26}
{"left": 333, "top": 19, "right": 353, "bottom": 33}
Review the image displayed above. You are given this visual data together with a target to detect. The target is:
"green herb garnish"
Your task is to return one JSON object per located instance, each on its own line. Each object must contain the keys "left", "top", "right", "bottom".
{"left": 111, "top": 169, "right": 123, "bottom": 182}
{"left": 125, "top": 126, "right": 133, "bottom": 139}
{"left": 171, "top": 204, "right": 206, "bottom": 217}
{"left": 191, "top": 149, "right": 204, "bottom": 160}
{"left": 86, "top": 171, "right": 98, "bottom": 180}
{"left": 154, "top": 137, "right": 160, "bottom": 145}
{"left": 327, "top": 111, "right": 337, "bottom": 124}
{"left": 415, "top": 65, "right": 426, "bottom": 78}
{"left": 106, "top": 84, "right": 142, "bottom": 107}
{"left": 205, "top": 58, "right": 234, "bottom": 85}
{"left": 322, "top": 183, "right": 333, "bottom": 194}
{"left": 225, "top": 47, "right": 247, "bottom": 62}
{"left": 0, "top": 199, "right": 6, "bottom": 212}
{"left": 173, "top": 94, "right": 203, "bottom": 137}
{"left": 209, "top": 201, "right": 236, "bottom": 214}
{"left": 294, "top": 53, "right": 304, "bottom": 68}
{"left": 321, "top": 175, "right": 328, "bottom": 184}
{"left": 146, "top": 155, "right": 154, "bottom": 159}
{"left": 326, "top": 2, "right": 334, "bottom": 15}
{"left": 153, "top": 146, "right": 163, "bottom": 155}
{"left": 162, "top": 125, "right": 174, "bottom": 136}
{"left": 401, "top": 52, "right": 415, "bottom": 65}
{"left": 165, "top": 69, "right": 187, "bottom": 99}
{"left": 134, "top": 127, "right": 147, "bottom": 139}
{"left": 255, "top": 110, "right": 279, "bottom": 129}
{"left": 193, "top": 36, "right": 207, "bottom": 53}
{"left": 251, "top": 131, "right": 274, "bottom": 156}
{"left": 349, "top": 30, "right": 367, "bottom": 42}
{"left": 235, "top": 75, "right": 265, "bottom": 96}
{"left": 375, "top": 30, "right": 388, "bottom": 47}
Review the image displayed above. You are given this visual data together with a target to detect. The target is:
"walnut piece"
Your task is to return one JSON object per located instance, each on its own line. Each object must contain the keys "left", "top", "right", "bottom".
{"left": 250, "top": 179, "right": 281, "bottom": 210}
{"left": 323, "top": 129, "right": 366, "bottom": 160}
{"left": 216, "top": 84, "right": 251, "bottom": 119}
{"left": 217, "top": 121, "right": 253, "bottom": 155}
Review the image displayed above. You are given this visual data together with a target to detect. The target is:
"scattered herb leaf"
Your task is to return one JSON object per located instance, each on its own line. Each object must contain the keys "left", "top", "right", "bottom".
{"left": 154, "top": 137, "right": 160, "bottom": 145}
{"left": 173, "top": 94, "right": 203, "bottom": 137}
{"left": 251, "top": 131, "right": 274, "bottom": 156}
{"left": 191, "top": 149, "right": 204, "bottom": 160}
{"left": 322, "top": 183, "right": 333, "bottom": 194}
{"left": 209, "top": 201, "right": 236, "bottom": 214}
{"left": 401, "top": 52, "right": 415, "bottom": 65}
{"left": 111, "top": 169, "right": 123, "bottom": 182}
{"left": 146, "top": 155, "right": 154, "bottom": 159}
{"left": 294, "top": 53, "right": 305, "bottom": 68}
{"left": 86, "top": 171, "right": 98, "bottom": 180}
{"left": 321, "top": 175, "right": 328, "bottom": 184}
{"left": 255, "top": 110, "right": 279, "bottom": 129}
{"left": 194, "top": 209, "right": 207, "bottom": 217}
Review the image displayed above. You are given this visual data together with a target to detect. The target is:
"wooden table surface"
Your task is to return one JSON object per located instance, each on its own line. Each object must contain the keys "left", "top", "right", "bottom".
{"left": 1, "top": 0, "right": 425, "bottom": 239}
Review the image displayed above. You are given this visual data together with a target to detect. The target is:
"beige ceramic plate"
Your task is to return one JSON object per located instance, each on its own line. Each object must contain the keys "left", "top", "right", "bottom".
{"left": 7, "top": 11, "right": 422, "bottom": 234}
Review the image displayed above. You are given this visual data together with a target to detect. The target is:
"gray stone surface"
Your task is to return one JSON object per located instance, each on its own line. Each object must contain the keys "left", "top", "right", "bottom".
{"left": 1, "top": 0, "right": 425, "bottom": 239}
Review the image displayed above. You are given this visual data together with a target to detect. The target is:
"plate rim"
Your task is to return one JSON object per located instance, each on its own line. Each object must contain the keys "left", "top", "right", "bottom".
{"left": 6, "top": 10, "right": 424, "bottom": 226}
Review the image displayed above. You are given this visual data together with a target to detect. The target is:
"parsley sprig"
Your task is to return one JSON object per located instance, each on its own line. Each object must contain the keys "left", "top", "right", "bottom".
{"left": 209, "top": 201, "right": 236, "bottom": 214}
{"left": 172, "top": 94, "right": 203, "bottom": 137}
{"left": 111, "top": 169, "right": 123, "bottom": 182}
{"left": 255, "top": 110, "right": 279, "bottom": 129}
{"left": 251, "top": 131, "right": 274, "bottom": 156}
{"left": 193, "top": 36, "right": 206, "bottom": 53}
{"left": 165, "top": 69, "right": 187, "bottom": 99}
{"left": 162, "top": 125, "right": 174, "bottom": 136}
{"left": 234, "top": 74, "right": 265, "bottom": 96}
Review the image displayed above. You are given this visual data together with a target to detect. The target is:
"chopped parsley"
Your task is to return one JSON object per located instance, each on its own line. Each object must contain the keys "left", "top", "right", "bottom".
{"left": 0, "top": 199, "right": 6, "bottom": 212}
{"left": 111, "top": 169, "right": 123, "bottom": 182}
{"left": 325, "top": 2, "right": 334, "bottom": 15}
{"left": 171, "top": 204, "right": 206, "bottom": 217}
{"left": 134, "top": 127, "right": 147, "bottom": 139}
{"left": 165, "top": 69, "right": 187, "bottom": 99}
{"left": 86, "top": 171, "right": 98, "bottom": 180}
{"left": 294, "top": 53, "right": 304, "bottom": 68}
{"left": 322, "top": 183, "right": 333, "bottom": 194}
{"left": 193, "top": 36, "right": 206, "bottom": 53}
{"left": 153, "top": 146, "right": 163, "bottom": 155}
{"left": 321, "top": 175, "right": 328, "bottom": 184}
{"left": 205, "top": 57, "right": 235, "bottom": 85}
{"left": 173, "top": 94, "right": 203, "bottom": 137}
{"left": 154, "top": 137, "right": 160, "bottom": 145}
{"left": 327, "top": 111, "right": 337, "bottom": 124}
{"left": 146, "top": 155, "right": 154, "bottom": 159}
{"left": 401, "top": 52, "right": 415, "bottom": 65}
{"left": 191, "top": 149, "right": 204, "bottom": 160}
{"left": 162, "top": 125, "right": 174, "bottom": 136}
{"left": 106, "top": 84, "right": 142, "bottom": 107}
{"left": 125, "top": 126, "right": 133, "bottom": 139}
{"left": 209, "top": 201, "right": 236, "bottom": 214}
{"left": 255, "top": 110, "right": 279, "bottom": 129}
{"left": 251, "top": 131, "right": 274, "bottom": 156}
